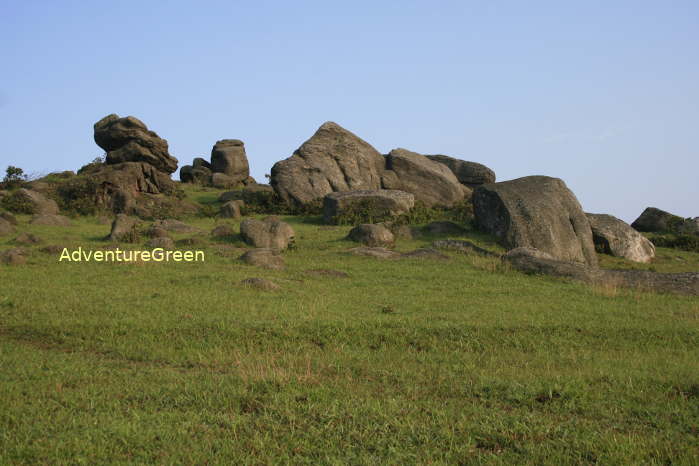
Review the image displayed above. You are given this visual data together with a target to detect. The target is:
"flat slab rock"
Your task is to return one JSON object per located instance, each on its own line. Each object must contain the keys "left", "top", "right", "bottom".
{"left": 348, "top": 247, "right": 449, "bottom": 260}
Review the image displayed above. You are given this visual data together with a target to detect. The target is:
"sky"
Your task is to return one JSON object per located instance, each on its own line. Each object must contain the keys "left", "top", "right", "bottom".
{"left": 1, "top": 0, "right": 697, "bottom": 222}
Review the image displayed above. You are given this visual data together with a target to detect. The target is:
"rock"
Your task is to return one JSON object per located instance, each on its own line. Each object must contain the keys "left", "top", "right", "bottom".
{"left": 220, "top": 200, "right": 244, "bottom": 219}
{"left": 432, "top": 239, "right": 500, "bottom": 257}
{"left": 180, "top": 165, "right": 212, "bottom": 184}
{"left": 305, "top": 269, "right": 349, "bottom": 278}
{"left": 348, "top": 246, "right": 401, "bottom": 259}
{"left": 322, "top": 190, "right": 415, "bottom": 224}
{"left": 146, "top": 237, "right": 175, "bottom": 249}
{"left": 211, "top": 172, "right": 239, "bottom": 189}
{"left": 94, "top": 114, "right": 178, "bottom": 174}
{"left": 347, "top": 224, "right": 395, "bottom": 247}
{"left": 631, "top": 207, "right": 686, "bottom": 233}
{"left": 211, "top": 224, "right": 235, "bottom": 238}
{"left": 152, "top": 219, "right": 200, "bottom": 233}
{"left": 384, "top": 148, "right": 464, "bottom": 207}
{"left": 504, "top": 247, "right": 699, "bottom": 296}
{"left": 240, "top": 217, "right": 294, "bottom": 250}
{"left": 15, "top": 233, "right": 42, "bottom": 245}
{"left": 0, "top": 248, "right": 27, "bottom": 265}
{"left": 271, "top": 122, "right": 385, "bottom": 205}
{"left": 240, "top": 277, "right": 280, "bottom": 291}
{"left": 424, "top": 221, "right": 466, "bottom": 235}
{"left": 30, "top": 214, "right": 72, "bottom": 226}
{"left": 1, "top": 211, "right": 18, "bottom": 225}
{"left": 425, "top": 155, "right": 496, "bottom": 187}
{"left": 389, "top": 224, "right": 420, "bottom": 241}
{"left": 147, "top": 226, "right": 170, "bottom": 238}
{"left": 210, "top": 139, "right": 249, "bottom": 184}
{"left": 0, "top": 218, "right": 14, "bottom": 236}
{"left": 473, "top": 176, "right": 598, "bottom": 266}
{"left": 587, "top": 213, "right": 655, "bottom": 263}
{"left": 401, "top": 248, "right": 450, "bottom": 260}
{"left": 192, "top": 157, "right": 211, "bottom": 170}
{"left": 13, "top": 189, "right": 59, "bottom": 215}
{"left": 239, "top": 248, "right": 285, "bottom": 270}
{"left": 107, "top": 214, "right": 139, "bottom": 242}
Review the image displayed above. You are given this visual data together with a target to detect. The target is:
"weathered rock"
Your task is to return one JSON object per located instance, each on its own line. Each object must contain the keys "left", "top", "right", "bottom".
{"left": 323, "top": 190, "right": 415, "bottom": 224}
{"left": 631, "top": 207, "right": 685, "bottom": 233}
{"left": 348, "top": 246, "right": 401, "bottom": 259}
{"left": 220, "top": 200, "right": 244, "bottom": 219}
{"left": 179, "top": 165, "right": 212, "bottom": 184}
{"left": 147, "top": 226, "right": 170, "bottom": 238}
{"left": 425, "top": 155, "right": 496, "bottom": 187}
{"left": 192, "top": 157, "right": 211, "bottom": 170}
{"left": 271, "top": 122, "right": 385, "bottom": 205}
{"left": 384, "top": 149, "right": 464, "bottom": 207}
{"left": 0, "top": 218, "right": 15, "bottom": 236}
{"left": 146, "top": 237, "right": 175, "bottom": 249}
{"left": 30, "top": 214, "right": 72, "bottom": 226}
{"left": 210, "top": 140, "right": 249, "bottom": 183}
{"left": 176, "top": 237, "right": 205, "bottom": 247}
{"left": 94, "top": 114, "right": 178, "bottom": 174}
{"left": 13, "top": 189, "right": 59, "bottom": 215}
{"left": 587, "top": 213, "right": 655, "bottom": 263}
{"left": 0, "top": 248, "right": 27, "bottom": 265}
{"left": 152, "top": 219, "right": 199, "bottom": 233}
{"left": 504, "top": 247, "right": 699, "bottom": 296}
{"left": 211, "top": 172, "right": 240, "bottom": 189}
{"left": 473, "top": 176, "right": 598, "bottom": 266}
{"left": 432, "top": 239, "right": 500, "bottom": 257}
{"left": 107, "top": 214, "right": 139, "bottom": 242}
{"left": 0, "top": 211, "right": 17, "bottom": 225}
{"left": 240, "top": 248, "right": 285, "bottom": 270}
{"left": 211, "top": 224, "right": 235, "bottom": 238}
{"left": 240, "top": 277, "right": 280, "bottom": 291}
{"left": 14, "top": 233, "right": 42, "bottom": 245}
{"left": 347, "top": 224, "right": 395, "bottom": 247}
{"left": 240, "top": 217, "right": 294, "bottom": 250}
{"left": 424, "top": 221, "right": 466, "bottom": 236}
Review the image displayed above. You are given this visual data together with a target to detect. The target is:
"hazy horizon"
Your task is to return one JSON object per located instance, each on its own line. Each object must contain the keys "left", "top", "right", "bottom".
{"left": 2, "top": 1, "right": 697, "bottom": 223}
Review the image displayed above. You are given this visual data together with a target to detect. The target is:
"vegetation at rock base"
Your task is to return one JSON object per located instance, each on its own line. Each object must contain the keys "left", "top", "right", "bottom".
{"left": 0, "top": 184, "right": 697, "bottom": 464}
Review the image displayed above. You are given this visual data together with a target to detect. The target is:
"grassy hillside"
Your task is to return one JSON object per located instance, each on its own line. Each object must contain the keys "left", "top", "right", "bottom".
{"left": 1, "top": 187, "right": 698, "bottom": 464}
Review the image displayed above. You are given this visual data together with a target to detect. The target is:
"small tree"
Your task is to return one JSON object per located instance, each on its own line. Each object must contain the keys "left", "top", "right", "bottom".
{"left": 4, "top": 166, "right": 27, "bottom": 183}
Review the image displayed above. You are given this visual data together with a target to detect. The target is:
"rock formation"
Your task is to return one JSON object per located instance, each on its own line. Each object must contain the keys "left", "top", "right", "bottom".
{"left": 322, "top": 190, "right": 415, "bottom": 224}
{"left": 425, "top": 155, "right": 496, "bottom": 188}
{"left": 587, "top": 213, "right": 655, "bottom": 263}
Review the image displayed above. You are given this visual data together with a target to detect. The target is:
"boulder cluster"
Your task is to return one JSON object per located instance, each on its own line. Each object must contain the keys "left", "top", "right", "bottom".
{"left": 180, "top": 140, "right": 255, "bottom": 189}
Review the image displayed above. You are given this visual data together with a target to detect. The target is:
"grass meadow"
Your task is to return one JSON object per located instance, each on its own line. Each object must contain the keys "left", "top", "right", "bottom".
{"left": 1, "top": 187, "right": 698, "bottom": 464}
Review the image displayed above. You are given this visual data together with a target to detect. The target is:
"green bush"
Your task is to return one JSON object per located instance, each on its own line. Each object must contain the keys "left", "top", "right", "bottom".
{"left": 650, "top": 234, "right": 699, "bottom": 253}
{"left": 0, "top": 190, "right": 37, "bottom": 214}
{"left": 55, "top": 177, "right": 101, "bottom": 216}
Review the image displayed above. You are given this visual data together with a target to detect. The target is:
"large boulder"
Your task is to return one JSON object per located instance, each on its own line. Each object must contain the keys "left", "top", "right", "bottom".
{"left": 473, "top": 176, "right": 598, "bottom": 266}
{"left": 322, "top": 190, "right": 415, "bottom": 224}
{"left": 210, "top": 140, "right": 249, "bottom": 183}
{"left": 179, "top": 165, "right": 212, "bottom": 184}
{"left": 240, "top": 217, "right": 295, "bottom": 250}
{"left": 271, "top": 122, "right": 385, "bottom": 205}
{"left": 587, "top": 213, "right": 655, "bottom": 263}
{"left": 630, "top": 207, "right": 685, "bottom": 233}
{"left": 94, "top": 114, "right": 178, "bottom": 174}
{"left": 347, "top": 224, "right": 395, "bottom": 247}
{"left": 425, "top": 155, "right": 496, "bottom": 187}
{"left": 383, "top": 149, "right": 464, "bottom": 207}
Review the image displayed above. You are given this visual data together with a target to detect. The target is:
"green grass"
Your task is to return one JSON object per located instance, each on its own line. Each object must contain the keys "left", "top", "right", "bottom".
{"left": 1, "top": 189, "right": 698, "bottom": 464}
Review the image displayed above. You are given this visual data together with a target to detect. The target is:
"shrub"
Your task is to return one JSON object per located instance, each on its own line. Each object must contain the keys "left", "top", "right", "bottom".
{"left": 1, "top": 166, "right": 28, "bottom": 189}
{"left": 55, "top": 177, "right": 101, "bottom": 216}
{"left": 0, "top": 190, "right": 37, "bottom": 214}
{"left": 650, "top": 234, "right": 699, "bottom": 253}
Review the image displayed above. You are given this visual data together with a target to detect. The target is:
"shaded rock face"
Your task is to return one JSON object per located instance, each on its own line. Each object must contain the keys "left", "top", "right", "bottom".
{"left": 631, "top": 207, "right": 686, "bottom": 233}
{"left": 240, "top": 217, "right": 294, "bottom": 250}
{"left": 473, "top": 176, "right": 597, "bottom": 266}
{"left": 179, "top": 165, "right": 212, "bottom": 184}
{"left": 15, "top": 189, "right": 59, "bottom": 215}
{"left": 220, "top": 200, "right": 243, "bottom": 219}
{"left": 384, "top": 149, "right": 464, "bottom": 207}
{"left": 347, "top": 224, "right": 395, "bottom": 247}
{"left": 211, "top": 140, "right": 249, "bottom": 183}
{"left": 322, "top": 190, "right": 415, "bottom": 224}
{"left": 587, "top": 213, "right": 655, "bottom": 263}
{"left": 94, "top": 114, "right": 178, "bottom": 174}
{"left": 239, "top": 248, "right": 285, "bottom": 270}
{"left": 271, "top": 122, "right": 385, "bottom": 205}
{"left": 426, "top": 155, "right": 496, "bottom": 187}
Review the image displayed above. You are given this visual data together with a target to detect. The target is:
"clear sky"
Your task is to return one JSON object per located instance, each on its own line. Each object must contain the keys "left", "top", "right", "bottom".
{"left": 1, "top": 1, "right": 697, "bottom": 222}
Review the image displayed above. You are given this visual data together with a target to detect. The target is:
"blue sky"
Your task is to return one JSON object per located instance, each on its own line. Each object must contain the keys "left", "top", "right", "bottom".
{"left": 1, "top": 1, "right": 697, "bottom": 222}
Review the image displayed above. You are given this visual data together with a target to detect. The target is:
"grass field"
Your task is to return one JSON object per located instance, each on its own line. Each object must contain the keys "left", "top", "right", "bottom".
{"left": 1, "top": 188, "right": 698, "bottom": 464}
